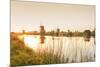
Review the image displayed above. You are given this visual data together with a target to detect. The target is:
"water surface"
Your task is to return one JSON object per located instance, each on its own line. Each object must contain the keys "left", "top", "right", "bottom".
{"left": 20, "top": 35, "right": 95, "bottom": 63}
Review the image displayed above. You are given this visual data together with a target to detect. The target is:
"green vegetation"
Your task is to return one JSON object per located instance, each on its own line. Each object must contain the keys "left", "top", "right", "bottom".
{"left": 10, "top": 34, "right": 61, "bottom": 66}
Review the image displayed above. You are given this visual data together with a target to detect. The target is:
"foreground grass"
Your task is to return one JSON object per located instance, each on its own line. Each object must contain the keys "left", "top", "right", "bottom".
{"left": 10, "top": 34, "right": 61, "bottom": 66}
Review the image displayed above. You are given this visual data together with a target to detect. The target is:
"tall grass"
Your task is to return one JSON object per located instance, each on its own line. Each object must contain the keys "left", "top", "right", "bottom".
{"left": 10, "top": 34, "right": 61, "bottom": 66}
{"left": 11, "top": 33, "right": 95, "bottom": 66}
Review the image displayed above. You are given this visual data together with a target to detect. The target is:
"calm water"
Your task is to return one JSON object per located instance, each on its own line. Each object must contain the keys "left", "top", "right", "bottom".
{"left": 19, "top": 35, "right": 95, "bottom": 63}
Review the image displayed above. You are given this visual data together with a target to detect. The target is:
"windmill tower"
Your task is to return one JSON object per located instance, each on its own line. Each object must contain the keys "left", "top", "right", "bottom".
{"left": 39, "top": 20, "right": 46, "bottom": 44}
{"left": 40, "top": 21, "right": 45, "bottom": 36}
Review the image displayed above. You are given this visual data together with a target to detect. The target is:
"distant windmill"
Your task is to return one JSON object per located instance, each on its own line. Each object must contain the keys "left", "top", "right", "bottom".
{"left": 39, "top": 20, "right": 46, "bottom": 44}
{"left": 40, "top": 20, "right": 45, "bottom": 36}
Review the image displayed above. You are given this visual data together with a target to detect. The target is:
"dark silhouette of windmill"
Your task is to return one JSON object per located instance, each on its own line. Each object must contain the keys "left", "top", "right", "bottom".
{"left": 40, "top": 21, "right": 46, "bottom": 44}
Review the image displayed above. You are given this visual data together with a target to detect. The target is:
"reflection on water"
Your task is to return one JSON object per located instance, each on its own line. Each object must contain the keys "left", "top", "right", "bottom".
{"left": 21, "top": 35, "right": 95, "bottom": 63}
{"left": 40, "top": 36, "right": 45, "bottom": 44}
{"left": 84, "top": 37, "right": 90, "bottom": 41}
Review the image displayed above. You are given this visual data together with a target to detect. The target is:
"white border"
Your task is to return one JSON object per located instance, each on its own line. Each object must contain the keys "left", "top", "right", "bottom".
{"left": 22, "top": 0, "right": 95, "bottom": 5}
{"left": 0, "top": 0, "right": 10, "bottom": 67}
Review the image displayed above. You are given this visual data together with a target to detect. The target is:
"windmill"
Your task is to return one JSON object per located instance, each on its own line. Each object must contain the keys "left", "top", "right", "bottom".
{"left": 39, "top": 20, "right": 46, "bottom": 44}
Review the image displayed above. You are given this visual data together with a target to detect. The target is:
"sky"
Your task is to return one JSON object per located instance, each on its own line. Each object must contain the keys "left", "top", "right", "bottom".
{"left": 11, "top": 0, "right": 95, "bottom": 32}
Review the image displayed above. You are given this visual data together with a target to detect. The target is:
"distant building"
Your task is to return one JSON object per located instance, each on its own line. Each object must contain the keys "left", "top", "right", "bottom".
{"left": 22, "top": 30, "right": 25, "bottom": 34}
{"left": 40, "top": 25, "right": 45, "bottom": 36}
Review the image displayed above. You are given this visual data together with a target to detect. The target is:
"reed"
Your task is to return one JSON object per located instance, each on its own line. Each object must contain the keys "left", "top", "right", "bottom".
{"left": 10, "top": 34, "right": 61, "bottom": 66}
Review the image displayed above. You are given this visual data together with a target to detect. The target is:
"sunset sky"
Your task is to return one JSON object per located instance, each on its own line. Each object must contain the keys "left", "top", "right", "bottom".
{"left": 11, "top": 0, "right": 95, "bottom": 32}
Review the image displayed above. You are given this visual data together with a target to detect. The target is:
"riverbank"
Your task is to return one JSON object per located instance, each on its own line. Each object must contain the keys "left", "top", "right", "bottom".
{"left": 10, "top": 34, "right": 61, "bottom": 66}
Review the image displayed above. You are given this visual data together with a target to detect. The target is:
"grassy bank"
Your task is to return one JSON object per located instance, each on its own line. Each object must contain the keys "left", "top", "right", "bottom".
{"left": 10, "top": 34, "right": 61, "bottom": 66}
